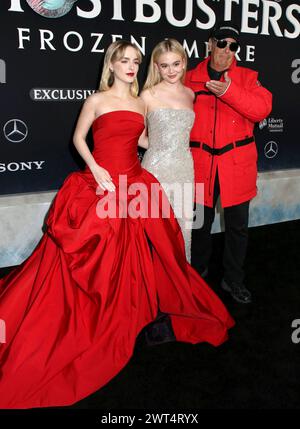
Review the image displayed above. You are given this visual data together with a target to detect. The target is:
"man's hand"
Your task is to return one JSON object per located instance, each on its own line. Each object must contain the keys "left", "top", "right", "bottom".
{"left": 205, "top": 71, "right": 231, "bottom": 97}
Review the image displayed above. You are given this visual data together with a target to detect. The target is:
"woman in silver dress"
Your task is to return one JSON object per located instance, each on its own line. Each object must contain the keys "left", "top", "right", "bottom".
{"left": 139, "top": 39, "right": 195, "bottom": 262}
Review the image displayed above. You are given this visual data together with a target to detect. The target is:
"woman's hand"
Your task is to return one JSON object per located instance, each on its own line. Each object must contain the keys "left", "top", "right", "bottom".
{"left": 90, "top": 164, "right": 116, "bottom": 192}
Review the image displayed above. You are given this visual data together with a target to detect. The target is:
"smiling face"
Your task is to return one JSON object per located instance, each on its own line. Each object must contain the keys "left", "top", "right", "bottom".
{"left": 110, "top": 46, "right": 140, "bottom": 85}
{"left": 209, "top": 37, "right": 237, "bottom": 71}
{"left": 155, "top": 51, "right": 185, "bottom": 84}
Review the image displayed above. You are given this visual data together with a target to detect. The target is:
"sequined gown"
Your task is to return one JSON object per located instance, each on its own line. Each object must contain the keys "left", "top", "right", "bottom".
{"left": 142, "top": 108, "right": 195, "bottom": 262}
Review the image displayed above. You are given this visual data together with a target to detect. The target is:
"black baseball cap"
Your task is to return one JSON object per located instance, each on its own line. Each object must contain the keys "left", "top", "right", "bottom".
{"left": 211, "top": 21, "right": 240, "bottom": 42}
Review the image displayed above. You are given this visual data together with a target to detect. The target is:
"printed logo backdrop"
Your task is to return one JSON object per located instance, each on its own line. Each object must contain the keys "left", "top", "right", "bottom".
{"left": 0, "top": 0, "right": 299, "bottom": 194}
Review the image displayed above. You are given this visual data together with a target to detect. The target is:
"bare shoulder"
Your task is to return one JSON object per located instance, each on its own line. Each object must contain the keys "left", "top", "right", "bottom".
{"left": 139, "top": 88, "right": 157, "bottom": 113}
{"left": 84, "top": 91, "right": 106, "bottom": 106}
{"left": 81, "top": 92, "right": 102, "bottom": 114}
{"left": 183, "top": 85, "right": 195, "bottom": 101}
{"left": 135, "top": 96, "right": 146, "bottom": 115}
{"left": 83, "top": 91, "right": 115, "bottom": 118}
{"left": 139, "top": 88, "right": 154, "bottom": 102}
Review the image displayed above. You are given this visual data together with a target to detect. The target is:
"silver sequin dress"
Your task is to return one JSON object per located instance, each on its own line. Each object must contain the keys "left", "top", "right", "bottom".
{"left": 142, "top": 108, "right": 195, "bottom": 262}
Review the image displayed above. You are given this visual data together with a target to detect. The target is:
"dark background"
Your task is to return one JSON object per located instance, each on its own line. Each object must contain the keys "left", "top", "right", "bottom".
{"left": 0, "top": 0, "right": 299, "bottom": 194}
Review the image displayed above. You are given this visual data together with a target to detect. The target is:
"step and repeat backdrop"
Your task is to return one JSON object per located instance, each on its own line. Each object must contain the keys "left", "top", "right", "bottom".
{"left": 0, "top": 0, "right": 299, "bottom": 194}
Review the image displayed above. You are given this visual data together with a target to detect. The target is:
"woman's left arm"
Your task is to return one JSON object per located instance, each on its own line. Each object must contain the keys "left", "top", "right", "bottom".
{"left": 138, "top": 128, "right": 149, "bottom": 149}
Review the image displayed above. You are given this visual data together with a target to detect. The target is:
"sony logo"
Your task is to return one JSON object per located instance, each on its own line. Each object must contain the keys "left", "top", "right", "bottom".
{"left": 0, "top": 161, "right": 45, "bottom": 172}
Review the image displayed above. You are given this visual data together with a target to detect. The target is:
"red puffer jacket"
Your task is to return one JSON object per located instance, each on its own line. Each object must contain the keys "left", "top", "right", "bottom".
{"left": 185, "top": 57, "right": 272, "bottom": 208}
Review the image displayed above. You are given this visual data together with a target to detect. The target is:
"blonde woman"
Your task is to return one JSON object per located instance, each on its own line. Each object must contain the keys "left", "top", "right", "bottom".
{"left": 140, "top": 39, "right": 195, "bottom": 262}
{"left": 0, "top": 41, "right": 233, "bottom": 409}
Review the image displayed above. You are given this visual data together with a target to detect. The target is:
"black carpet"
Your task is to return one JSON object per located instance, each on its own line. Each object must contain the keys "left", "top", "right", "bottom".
{"left": 0, "top": 220, "right": 299, "bottom": 412}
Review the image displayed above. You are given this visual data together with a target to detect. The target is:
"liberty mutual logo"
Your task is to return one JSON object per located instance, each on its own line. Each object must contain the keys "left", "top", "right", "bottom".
{"left": 259, "top": 117, "right": 284, "bottom": 133}
{"left": 0, "top": 59, "right": 6, "bottom": 84}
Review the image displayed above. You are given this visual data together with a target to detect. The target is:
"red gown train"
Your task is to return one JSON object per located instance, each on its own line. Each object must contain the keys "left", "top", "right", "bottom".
{"left": 0, "top": 110, "right": 234, "bottom": 408}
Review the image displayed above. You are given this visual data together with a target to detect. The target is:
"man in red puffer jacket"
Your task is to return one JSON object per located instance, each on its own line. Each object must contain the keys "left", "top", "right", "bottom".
{"left": 185, "top": 21, "right": 272, "bottom": 304}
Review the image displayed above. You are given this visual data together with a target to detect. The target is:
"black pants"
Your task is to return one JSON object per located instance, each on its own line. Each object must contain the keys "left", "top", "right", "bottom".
{"left": 193, "top": 171, "right": 250, "bottom": 284}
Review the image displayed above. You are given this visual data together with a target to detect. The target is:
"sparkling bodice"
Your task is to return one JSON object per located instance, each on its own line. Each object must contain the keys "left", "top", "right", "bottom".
{"left": 142, "top": 109, "right": 195, "bottom": 174}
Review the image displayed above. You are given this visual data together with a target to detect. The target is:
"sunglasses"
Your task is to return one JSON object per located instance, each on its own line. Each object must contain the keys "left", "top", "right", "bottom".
{"left": 214, "top": 39, "right": 239, "bottom": 52}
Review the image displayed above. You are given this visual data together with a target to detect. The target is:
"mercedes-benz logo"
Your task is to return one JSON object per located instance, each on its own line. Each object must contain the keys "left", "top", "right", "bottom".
{"left": 264, "top": 141, "right": 278, "bottom": 159}
{"left": 3, "top": 119, "right": 28, "bottom": 143}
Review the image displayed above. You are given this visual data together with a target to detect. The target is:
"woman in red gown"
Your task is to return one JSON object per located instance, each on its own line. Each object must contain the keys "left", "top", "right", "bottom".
{"left": 0, "top": 41, "right": 234, "bottom": 409}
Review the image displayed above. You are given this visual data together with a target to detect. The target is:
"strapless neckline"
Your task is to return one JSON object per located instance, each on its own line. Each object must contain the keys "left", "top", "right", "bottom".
{"left": 147, "top": 108, "right": 195, "bottom": 117}
{"left": 93, "top": 110, "right": 145, "bottom": 125}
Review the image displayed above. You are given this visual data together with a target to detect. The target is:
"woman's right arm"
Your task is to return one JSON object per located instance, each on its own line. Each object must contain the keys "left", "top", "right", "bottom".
{"left": 73, "top": 95, "right": 115, "bottom": 192}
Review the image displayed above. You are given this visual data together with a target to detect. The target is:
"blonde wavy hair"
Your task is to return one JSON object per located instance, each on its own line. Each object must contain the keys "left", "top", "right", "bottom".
{"left": 143, "top": 38, "right": 187, "bottom": 90}
{"left": 99, "top": 41, "right": 142, "bottom": 97}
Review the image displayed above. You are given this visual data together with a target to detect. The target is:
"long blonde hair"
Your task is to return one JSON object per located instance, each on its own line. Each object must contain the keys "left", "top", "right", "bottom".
{"left": 99, "top": 41, "right": 142, "bottom": 97}
{"left": 143, "top": 39, "right": 187, "bottom": 90}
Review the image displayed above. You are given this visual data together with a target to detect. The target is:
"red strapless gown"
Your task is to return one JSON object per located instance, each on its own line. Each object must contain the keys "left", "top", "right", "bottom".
{"left": 0, "top": 110, "right": 234, "bottom": 408}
